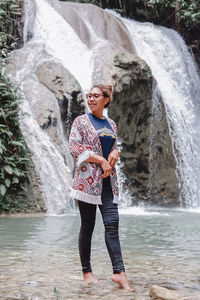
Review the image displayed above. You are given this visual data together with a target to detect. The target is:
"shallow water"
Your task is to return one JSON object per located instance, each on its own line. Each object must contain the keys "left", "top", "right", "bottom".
{"left": 0, "top": 207, "right": 200, "bottom": 299}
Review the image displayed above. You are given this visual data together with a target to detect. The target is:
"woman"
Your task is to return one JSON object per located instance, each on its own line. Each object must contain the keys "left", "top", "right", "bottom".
{"left": 69, "top": 85, "right": 134, "bottom": 291}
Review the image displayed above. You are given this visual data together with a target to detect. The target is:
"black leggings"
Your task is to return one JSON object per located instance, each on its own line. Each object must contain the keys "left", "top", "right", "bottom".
{"left": 78, "top": 177, "right": 125, "bottom": 274}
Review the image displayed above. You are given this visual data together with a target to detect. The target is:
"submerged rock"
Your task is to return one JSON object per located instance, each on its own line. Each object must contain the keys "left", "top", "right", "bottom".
{"left": 149, "top": 285, "right": 181, "bottom": 300}
{"left": 149, "top": 285, "right": 200, "bottom": 300}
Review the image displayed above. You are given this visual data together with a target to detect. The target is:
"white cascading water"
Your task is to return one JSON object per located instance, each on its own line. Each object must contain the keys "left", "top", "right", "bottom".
{"left": 33, "top": 0, "right": 93, "bottom": 91}
{"left": 118, "top": 18, "right": 200, "bottom": 208}
{"left": 18, "top": 89, "right": 73, "bottom": 215}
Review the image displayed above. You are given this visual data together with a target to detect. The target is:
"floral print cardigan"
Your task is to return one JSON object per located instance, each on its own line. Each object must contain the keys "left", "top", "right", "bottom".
{"left": 69, "top": 113, "right": 119, "bottom": 205}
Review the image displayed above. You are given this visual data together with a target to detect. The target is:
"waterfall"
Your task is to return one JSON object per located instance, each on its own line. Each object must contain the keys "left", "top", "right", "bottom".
{"left": 18, "top": 1, "right": 200, "bottom": 211}
{"left": 17, "top": 0, "right": 136, "bottom": 213}
{"left": 18, "top": 89, "right": 73, "bottom": 215}
{"left": 119, "top": 18, "right": 200, "bottom": 208}
{"left": 17, "top": 0, "right": 120, "bottom": 214}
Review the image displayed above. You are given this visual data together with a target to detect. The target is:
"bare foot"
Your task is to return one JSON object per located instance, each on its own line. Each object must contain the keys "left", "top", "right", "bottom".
{"left": 111, "top": 272, "right": 135, "bottom": 291}
{"left": 83, "top": 272, "right": 98, "bottom": 283}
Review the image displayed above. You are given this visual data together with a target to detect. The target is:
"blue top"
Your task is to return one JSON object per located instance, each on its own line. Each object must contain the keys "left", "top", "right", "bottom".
{"left": 88, "top": 113, "right": 116, "bottom": 160}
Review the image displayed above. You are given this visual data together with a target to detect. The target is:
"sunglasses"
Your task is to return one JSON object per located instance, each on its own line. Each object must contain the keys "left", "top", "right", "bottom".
{"left": 86, "top": 93, "right": 104, "bottom": 100}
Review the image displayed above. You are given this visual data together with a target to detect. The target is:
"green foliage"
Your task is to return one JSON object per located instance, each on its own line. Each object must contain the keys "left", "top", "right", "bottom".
{"left": 60, "top": 0, "right": 200, "bottom": 31}
{"left": 144, "top": 0, "right": 200, "bottom": 65}
{"left": 0, "top": 73, "right": 29, "bottom": 210}
{"left": 147, "top": 0, "right": 200, "bottom": 30}
{"left": 0, "top": 0, "right": 29, "bottom": 212}
{"left": 0, "top": 0, "right": 21, "bottom": 57}
{"left": 178, "top": 0, "right": 200, "bottom": 29}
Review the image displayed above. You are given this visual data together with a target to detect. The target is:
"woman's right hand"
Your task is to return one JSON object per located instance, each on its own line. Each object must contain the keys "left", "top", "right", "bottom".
{"left": 101, "top": 158, "right": 112, "bottom": 178}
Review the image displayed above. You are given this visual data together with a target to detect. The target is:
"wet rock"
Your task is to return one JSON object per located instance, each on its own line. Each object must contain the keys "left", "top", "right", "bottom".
{"left": 23, "top": 79, "right": 59, "bottom": 130}
{"left": 107, "top": 52, "right": 152, "bottom": 204}
{"left": 146, "top": 87, "right": 179, "bottom": 206}
{"left": 149, "top": 285, "right": 182, "bottom": 300}
{"left": 13, "top": 155, "right": 46, "bottom": 213}
{"left": 35, "top": 58, "right": 84, "bottom": 138}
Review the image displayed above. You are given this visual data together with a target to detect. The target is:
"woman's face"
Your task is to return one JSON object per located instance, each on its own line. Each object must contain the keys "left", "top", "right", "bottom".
{"left": 87, "top": 87, "right": 109, "bottom": 114}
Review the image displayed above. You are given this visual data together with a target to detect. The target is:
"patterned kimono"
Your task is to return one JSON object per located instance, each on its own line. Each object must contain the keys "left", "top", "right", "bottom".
{"left": 69, "top": 113, "right": 119, "bottom": 205}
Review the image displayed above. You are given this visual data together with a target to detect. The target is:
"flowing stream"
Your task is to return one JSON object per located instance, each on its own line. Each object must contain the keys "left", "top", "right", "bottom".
{"left": 0, "top": 208, "right": 200, "bottom": 299}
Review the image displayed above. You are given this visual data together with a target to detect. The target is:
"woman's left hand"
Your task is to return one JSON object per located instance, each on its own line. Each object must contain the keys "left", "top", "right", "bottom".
{"left": 108, "top": 149, "right": 120, "bottom": 167}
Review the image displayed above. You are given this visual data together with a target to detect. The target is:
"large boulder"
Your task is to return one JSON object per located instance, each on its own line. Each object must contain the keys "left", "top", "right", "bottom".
{"left": 35, "top": 59, "right": 85, "bottom": 138}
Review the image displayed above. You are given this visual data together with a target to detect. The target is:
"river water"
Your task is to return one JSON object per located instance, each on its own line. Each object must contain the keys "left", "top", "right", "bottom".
{"left": 0, "top": 207, "right": 200, "bottom": 299}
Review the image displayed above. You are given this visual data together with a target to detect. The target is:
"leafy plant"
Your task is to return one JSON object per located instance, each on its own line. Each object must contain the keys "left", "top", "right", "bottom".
{"left": 147, "top": 0, "right": 200, "bottom": 29}
{"left": 0, "top": 0, "right": 21, "bottom": 55}
{"left": 178, "top": 0, "right": 200, "bottom": 29}
{"left": 0, "top": 74, "right": 29, "bottom": 208}
{"left": 0, "top": 0, "right": 29, "bottom": 211}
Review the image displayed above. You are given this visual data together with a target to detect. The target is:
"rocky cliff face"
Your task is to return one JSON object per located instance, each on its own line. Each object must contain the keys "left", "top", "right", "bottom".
{"left": 9, "top": 0, "right": 180, "bottom": 211}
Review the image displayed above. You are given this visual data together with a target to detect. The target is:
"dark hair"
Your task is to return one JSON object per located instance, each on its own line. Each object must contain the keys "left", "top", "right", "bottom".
{"left": 91, "top": 85, "right": 113, "bottom": 108}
